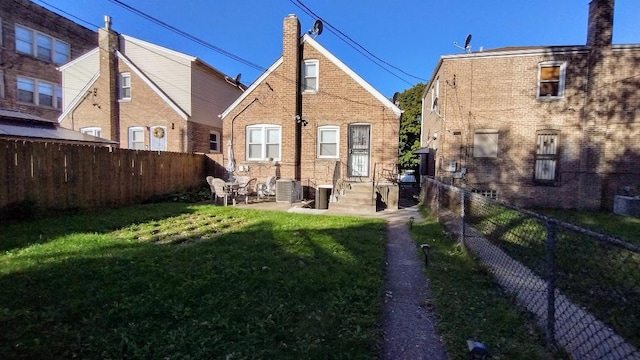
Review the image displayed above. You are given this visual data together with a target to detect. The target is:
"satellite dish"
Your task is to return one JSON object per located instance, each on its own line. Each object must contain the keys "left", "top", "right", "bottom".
{"left": 308, "top": 19, "right": 323, "bottom": 37}
{"left": 313, "top": 20, "right": 323, "bottom": 35}
{"left": 225, "top": 73, "right": 242, "bottom": 87}
{"left": 464, "top": 34, "right": 472, "bottom": 50}
{"left": 392, "top": 92, "right": 400, "bottom": 106}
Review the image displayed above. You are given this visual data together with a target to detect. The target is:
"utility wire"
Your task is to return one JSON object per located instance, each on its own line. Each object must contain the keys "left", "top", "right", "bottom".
{"left": 108, "top": 0, "right": 266, "bottom": 72}
{"left": 290, "top": 0, "right": 427, "bottom": 83}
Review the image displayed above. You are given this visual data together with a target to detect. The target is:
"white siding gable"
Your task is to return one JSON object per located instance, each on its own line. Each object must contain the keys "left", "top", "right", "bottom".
{"left": 120, "top": 35, "right": 193, "bottom": 115}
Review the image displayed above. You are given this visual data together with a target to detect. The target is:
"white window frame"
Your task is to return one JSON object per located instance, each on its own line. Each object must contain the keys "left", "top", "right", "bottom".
{"left": 119, "top": 72, "right": 131, "bottom": 100}
{"left": 128, "top": 126, "right": 145, "bottom": 150}
{"left": 15, "top": 24, "right": 69, "bottom": 64}
{"left": 209, "top": 131, "right": 220, "bottom": 153}
{"left": 317, "top": 125, "right": 339, "bottom": 158}
{"left": 473, "top": 129, "right": 499, "bottom": 158}
{"left": 246, "top": 124, "right": 281, "bottom": 161}
{"left": 16, "top": 76, "right": 62, "bottom": 108}
{"left": 537, "top": 62, "right": 566, "bottom": 99}
{"left": 431, "top": 78, "right": 440, "bottom": 113}
{"left": 80, "top": 127, "right": 102, "bottom": 137}
{"left": 302, "top": 59, "right": 319, "bottom": 92}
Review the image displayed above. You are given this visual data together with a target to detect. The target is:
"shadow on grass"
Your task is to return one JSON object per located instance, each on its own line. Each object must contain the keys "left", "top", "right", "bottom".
{"left": 0, "top": 205, "right": 386, "bottom": 359}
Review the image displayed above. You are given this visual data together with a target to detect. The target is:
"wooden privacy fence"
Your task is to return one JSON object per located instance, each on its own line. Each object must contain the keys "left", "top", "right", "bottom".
{"left": 0, "top": 139, "right": 207, "bottom": 212}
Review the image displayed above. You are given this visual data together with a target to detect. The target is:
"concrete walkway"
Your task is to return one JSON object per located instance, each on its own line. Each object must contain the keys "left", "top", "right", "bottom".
{"left": 378, "top": 206, "right": 448, "bottom": 360}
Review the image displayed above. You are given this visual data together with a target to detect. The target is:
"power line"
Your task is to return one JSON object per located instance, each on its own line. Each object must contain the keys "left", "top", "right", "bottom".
{"left": 290, "top": 0, "right": 427, "bottom": 83}
{"left": 108, "top": 0, "right": 266, "bottom": 73}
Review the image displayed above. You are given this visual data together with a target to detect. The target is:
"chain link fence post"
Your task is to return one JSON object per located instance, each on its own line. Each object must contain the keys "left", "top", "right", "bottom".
{"left": 460, "top": 190, "right": 465, "bottom": 244}
{"left": 546, "top": 220, "right": 557, "bottom": 349}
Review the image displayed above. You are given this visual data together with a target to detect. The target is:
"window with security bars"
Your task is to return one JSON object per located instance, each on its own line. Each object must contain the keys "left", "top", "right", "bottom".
{"left": 534, "top": 131, "right": 559, "bottom": 184}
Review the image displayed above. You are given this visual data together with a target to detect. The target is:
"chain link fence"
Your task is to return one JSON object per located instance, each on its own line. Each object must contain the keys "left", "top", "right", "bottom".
{"left": 422, "top": 178, "right": 640, "bottom": 360}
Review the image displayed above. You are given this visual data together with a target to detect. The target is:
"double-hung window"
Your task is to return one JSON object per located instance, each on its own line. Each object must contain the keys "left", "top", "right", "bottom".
{"left": 302, "top": 60, "right": 319, "bottom": 92}
{"left": 119, "top": 73, "right": 131, "bottom": 100}
{"left": 431, "top": 78, "right": 440, "bottom": 113}
{"left": 17, "top": 77, "right": 61, "bottom": 108}
{"left": 538, "top": 62, "right": 566, "bottom": 99}
{"left": 15, "top": 25, "right": 69, "bottom": 64}
{"left": 209, "top": 131, "right": 220, "bottom": 153}
{"left": 247, "top": 125, "right": 281, "bottom": 161}
{"left": 128, "top": 127, "right": 145, "bottom": 150}
{"left": 318, "top": 126, "right": 339, "bottom": 158}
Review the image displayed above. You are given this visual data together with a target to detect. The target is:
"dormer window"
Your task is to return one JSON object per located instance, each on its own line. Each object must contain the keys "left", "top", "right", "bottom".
{"left": 537, "top": 62, "right": 566, "bottom": 99}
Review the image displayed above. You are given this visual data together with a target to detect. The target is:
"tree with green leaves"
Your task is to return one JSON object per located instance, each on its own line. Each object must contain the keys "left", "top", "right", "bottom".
{"left": 397, "top": 82, "right": 426, "bottom": 171}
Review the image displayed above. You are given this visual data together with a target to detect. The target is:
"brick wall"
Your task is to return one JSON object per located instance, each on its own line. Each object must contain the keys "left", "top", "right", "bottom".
{"left": 423, "top": 46, "right": 640, "bottom": 210}
{"left": 0, "top": 0, "right": 96, "bottom": 121}
{"left": 223, "top": 15, "right": 400, "bottom": 198}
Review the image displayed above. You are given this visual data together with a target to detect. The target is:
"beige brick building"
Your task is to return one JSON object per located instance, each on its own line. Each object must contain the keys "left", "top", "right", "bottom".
{"left": 58, "top": 16, "right": 244, "bottom": 153}
{"left": 0, "top": 0, "right": 96, "bottom": 122}
{"left": 421, "top": 0, "right": 640, "bottom": 210}
{"left": 221, "top": 15, "right": 401, "bottom": 207}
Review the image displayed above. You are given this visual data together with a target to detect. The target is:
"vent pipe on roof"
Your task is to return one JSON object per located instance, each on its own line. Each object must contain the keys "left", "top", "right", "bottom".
{"left": 104, "top": 15, "right": 112, "bottom": 30}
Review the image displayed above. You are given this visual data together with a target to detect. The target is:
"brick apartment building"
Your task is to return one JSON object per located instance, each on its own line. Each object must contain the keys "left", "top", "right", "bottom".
{"left": 220, "top": 14, "right": 401, "bottom": 209}
{"left": 58, "top": 16, "right": 244, "bottom": 153}
{"left": 0, "top": 0, "right": 96, "bottom": 122}
{"left": 420, "top": 0, "right": 640, "bottom": 210}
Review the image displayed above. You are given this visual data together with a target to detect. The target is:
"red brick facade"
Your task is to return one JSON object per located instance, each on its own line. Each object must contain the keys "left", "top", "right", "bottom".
{"left": 221, "top": 15, "right": 401, "bottom": 197}
{"left": 421, "top": 0, "right": 640, "bottom": 210}
{"left": 0, "top": 0, "right": 96, "bottom": 121}
{"left": 58, "top": 20, "right": 241, "bottom": 153}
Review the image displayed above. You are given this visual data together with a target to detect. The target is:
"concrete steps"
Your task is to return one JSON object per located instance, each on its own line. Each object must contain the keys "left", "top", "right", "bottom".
{"left": 329, "top": 181, "right": 377, "bottom": 213}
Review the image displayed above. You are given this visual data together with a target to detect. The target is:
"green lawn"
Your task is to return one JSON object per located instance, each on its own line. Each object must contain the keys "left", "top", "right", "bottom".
{"left": 0, "top": 203, "right": 387, "bottom": 359}
{"left": 540, "top": 209, "right": 640, "bottom": 244}
{"left": 410, "top": 208, "right": 567, "bottom": 360}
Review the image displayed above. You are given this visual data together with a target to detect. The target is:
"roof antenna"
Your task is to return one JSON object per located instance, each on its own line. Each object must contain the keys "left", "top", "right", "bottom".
{"left": 308, "top": 19, "right": 323, "bottom": 38}
{"left": 453, "top": 34, "right": 472, "bottom": 53}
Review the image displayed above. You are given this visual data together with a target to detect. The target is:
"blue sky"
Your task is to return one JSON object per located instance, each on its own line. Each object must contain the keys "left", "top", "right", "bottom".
{"left": 37, "top": 0, "right": 639, "bottom": 98}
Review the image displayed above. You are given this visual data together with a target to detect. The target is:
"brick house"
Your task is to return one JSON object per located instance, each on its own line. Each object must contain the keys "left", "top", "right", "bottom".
{"left": 0, "top": 0, "right": 96, "bottom": 122}
{"left": 220, "top": 14, "right": 401, "bottom": 211}
{"left": 420, "top": 0, "right": 640, "bottom": 210}
{"left": 58, "top": 16, "right": 244, "bottom": 153}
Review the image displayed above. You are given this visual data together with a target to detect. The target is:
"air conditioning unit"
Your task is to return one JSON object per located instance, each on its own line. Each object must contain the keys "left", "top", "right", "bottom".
{"left": 276, "top": 179, "right": 303, "bottom": 203}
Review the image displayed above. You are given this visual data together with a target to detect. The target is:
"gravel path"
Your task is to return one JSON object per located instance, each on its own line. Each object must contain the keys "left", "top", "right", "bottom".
{"left": 379, "top": 205, "right": 448, "bottom": 360}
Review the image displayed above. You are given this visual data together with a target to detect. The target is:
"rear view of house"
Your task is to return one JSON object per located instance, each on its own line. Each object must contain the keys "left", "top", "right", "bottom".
{"left": 59, "top": 16, "right": 244, "bottom": 153}
{"left": 221, "top": 15, "right": 401, "bottom": 211}
{"left": 420, "top": 0, "right": 640, "bottom": 210}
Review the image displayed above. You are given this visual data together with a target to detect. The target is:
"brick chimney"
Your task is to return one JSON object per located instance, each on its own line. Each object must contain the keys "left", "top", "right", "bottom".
{"left": 282, "top": 14, "right": 301, "bottom": 107}
{"left": 282, "top": 14, "right": 302, "bottom": 180}
{"left": 586, "top": 0, "right": 614, "bottom": 47}
{"left": 98, "top": 15, "right": 119, "bottom": 142}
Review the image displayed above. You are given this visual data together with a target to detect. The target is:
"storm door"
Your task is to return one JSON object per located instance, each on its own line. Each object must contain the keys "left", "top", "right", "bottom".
{"left": 348, "top": 124, "right": 370, "bottom": 177}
